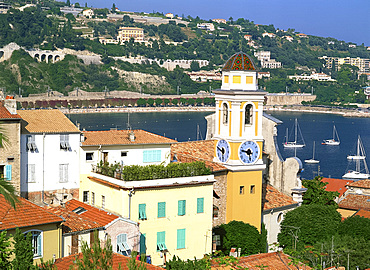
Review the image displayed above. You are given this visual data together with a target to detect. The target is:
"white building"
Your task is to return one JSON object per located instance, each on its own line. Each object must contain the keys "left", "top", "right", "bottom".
{"left": 289, "top": 72, "right": 335, "bottom": 81}
{"left": 18, "top": 110, "right": 81, "bottom": 204}
{"left": 197, "top": 23, "right": 215, "bottom": 31}
{"left": 82, "top": 8, "right": 94, "bottom": 18}
{"left": 254, "top": 51, "right": 282, "bottom": 69}
{"left": 80, "top": 129, "right": 177, "bottom": 177}
{"left": 262, "top": 33, "right": 276, "bottom": 38}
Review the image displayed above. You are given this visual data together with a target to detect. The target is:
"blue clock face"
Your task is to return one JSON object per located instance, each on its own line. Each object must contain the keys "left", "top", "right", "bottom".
{"left": 239, "top": 140, "right": 260, "bottom": 164}
{"left": 216, "top": 139, "right": 230, "bottom": 163}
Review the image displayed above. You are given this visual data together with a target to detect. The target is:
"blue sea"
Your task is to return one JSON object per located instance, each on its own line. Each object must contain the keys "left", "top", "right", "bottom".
{"left": 68, "top": 110, "right": 370, "bottom": 180}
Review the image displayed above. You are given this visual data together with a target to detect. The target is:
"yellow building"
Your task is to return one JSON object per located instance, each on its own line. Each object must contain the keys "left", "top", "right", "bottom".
{"left": 0, "top": 195, "right": 63, "bottom": 264}
{"left": 117, "top": 27, "right": 144, "bottom": 43}
{"left": 80, "top": 172, "right": 215, "bottom": 266}
{"left": 212, "top": 52, "right": 266, "bottom": 231}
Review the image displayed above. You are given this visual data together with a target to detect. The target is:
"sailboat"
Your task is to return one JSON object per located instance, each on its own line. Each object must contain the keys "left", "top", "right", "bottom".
{"left": 322, "top": 125, "right": 340, "bottom": 145}
{"left": 305, "top": 141, "right": 319, "bottom": 164}
{"left": 283, "top": 118, "right": 305, "bottom": 148}
{"left": 343, "top": 135, "right": 370, "bottom": 180}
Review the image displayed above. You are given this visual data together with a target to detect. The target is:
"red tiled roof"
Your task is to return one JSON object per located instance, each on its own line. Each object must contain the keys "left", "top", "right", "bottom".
{"left": 63, "top": 199, "right": 119, "bottom": 227}
{"left": 0, "top": 101, "right": 21, "bottom": 119}
{"left": 211, "top": 252, "right": 311, "bottom": 269}
{"left": 171, "top": 140, "right": 227, "bottom": 172}
{"left": 346, "top": 179, "right": 370, "bottom": 189}
{"left": 0, "top": 195, "right": 63, "bottom": 230}
{"left": 82, "top": 129, "right": 176, "bottom": 146}
{"left": 338, "top": 194, "right": 370, "bottom": 211}
{"left": 54, "top": 252, "right": 163, "bottom": 270}
{"left": 47, "top": 206, "right": 102, "bottom": 233}
{"left": 354, "top": 209, "right": 370, "bottom": 219}
{"left": 321, "top": 178, "right": 354, "bottom": 197}
{"left": 262, "top": 184, "right": 297, "bottom": 211}
{"left": 17, "top": 109, "right": 80, "bottom": 133}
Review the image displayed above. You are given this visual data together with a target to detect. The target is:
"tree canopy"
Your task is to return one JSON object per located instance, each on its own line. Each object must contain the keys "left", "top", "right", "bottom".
{"left": 301, "top": 176, "right": 339, "bottom": 206}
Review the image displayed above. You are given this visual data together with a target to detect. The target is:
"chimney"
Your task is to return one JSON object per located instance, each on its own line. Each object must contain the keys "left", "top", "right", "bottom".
{"left": 4, "top": 96, "right": 16, "bottom": 114}
{"left": 129, "top": 130, "right": 135, "bottom": 142}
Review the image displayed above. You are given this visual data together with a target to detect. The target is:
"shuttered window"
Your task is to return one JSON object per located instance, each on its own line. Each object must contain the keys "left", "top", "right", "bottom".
{"left": 177, "top": 229, "right": 186, "bottom": 249}
{"left": 139, "top": 204, "right": 147, "bottom": 220}
{"left": 178, "top": 200, "right": 186, "bottom": 216}
{"left": 143, "top": 150, "right": 161, "bottom": 163}
{"left": 117, "top": 233, "right": 130, "bottom": 256}
{"left": 158, "top": 202, "right": 166, "bottom": 218}
{"left": 27, "top": 164, "right": 36, "bottom": 183}
{"left": 5, "top": 165, "right": 11, "bottom": 181}
{"left": 139, "top": 233, "right": 146, "bottom": 254}
{"left": 197, "top": 198, "right": 204, "bottom": 213}
{"left": 156, "top": 231, "right": 166, "bottom": 251}
{"left": 59, "top": 164, "right": 68, "bottom": 183}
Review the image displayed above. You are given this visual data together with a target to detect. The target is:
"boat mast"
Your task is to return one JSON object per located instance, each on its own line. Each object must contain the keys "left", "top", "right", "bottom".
{"left": 294, "top": 119, "right": 298, "bottom": 144}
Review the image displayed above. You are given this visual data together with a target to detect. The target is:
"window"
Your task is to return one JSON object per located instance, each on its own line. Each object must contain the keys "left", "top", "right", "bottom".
{"left": 83, "top": 191, "right": 89, "bottom": 203}
{"left": 60, "top": 134, "right": 70, "bottom": 150}
{"left": 59, "top": 164, "right": 68, "bottom": 183}
{"left": 240, "top": 186, "right": 245, "bottom": 195}
{"left": 143, "top": 150, "right": 161, "bottom": 163}
{"left": 26, "top": 135, "right": 37, "bottom": 152}
{"left": 246, "top": 76, "right": 253, "bottom": 84}
{"left": 121, "top": 151, "right": 128, "bottom": 157}
{"left": 91, "top": 192, "right": 95, "bottom": 206}
{"left": 25, "top": 230, "right": 42, "bottom": 257}
{"left": 178, "top": 200, "right": 186, "bottom": 216}
{"left": 197, "top": 198, "right": 204, "bottom": 214}
{"left": 86, "top": 152, "right": 94, "bottom": 161}
{"left": 224, "top": 75, "right": 229, "bottom": 83}
{"left": 158, "top": 202, "right": 166, "bottom": 218}
{"left": 177, "top": 229, "right": 186, "bottom": 249}
{"left": 233, "top": 75, "right": 241, "bottom": 84}
{"left": 222, "top": 103, "right": 228, "bottom": 125}
{"left": 27, "top": 164, "right": 36, "bottom": 183}
{"left": 277, "top": 212, "right": 283, "bottom": 223}
{"left": 156, "top": 231, "right": 167, "bottom": 251}
{"left": 245, "top": 104, "right": 253, "bottom": 125}
{"left": 117, "top": 233, "right": 131, "bottom": 256}
{"left": 250, "top": 185, "right": 255, "bottom": 194}
{"left": 5, "top": 165, "right": 11, "bottom": 181}
{"left": 139, "top": 234, "right": 146, "bottom": 254}
{"left": 214, "top": 235, "right": 221, "bottom": 247}
{"left": 102, "top": 195, "right": 105, "bottom": 209}
{"left": 103, "top": 152, "right": 108, "bottom": 162}
{"left": 72, "top": 207, "right": 87, "bottom": 215}
{"left": 138, "top": 204, "right": 147, "bottom": 220}
{"left": 213, "top": 205, "right": 219, "bottom": 218}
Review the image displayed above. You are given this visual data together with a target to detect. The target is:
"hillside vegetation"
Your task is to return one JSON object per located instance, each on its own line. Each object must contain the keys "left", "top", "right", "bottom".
{"left": 0, "top": 2, "right": 369, "bottom": 104}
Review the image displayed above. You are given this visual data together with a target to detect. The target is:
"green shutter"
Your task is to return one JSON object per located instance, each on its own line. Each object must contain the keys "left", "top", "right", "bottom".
{"left": 139, "top": 204, "right": 146, "bottom": 220}
{"left": 5, "top": 165, "right": 12, "bottom": 181}
{"left": 178, "top": 200, "right": 186, "bottom": 216}
{"left": 177, "top": 229, "right": 186, "bottom": 249}
{"left": 157, "top": 231, "right": 166, "bottom": 251}
{"left": 140, "top": 234, "right": 146, "bottom": 254}
{"left": 197, "top": 198, "right": 204, "bottom": 213}
{"left": 158, "top": 202, "right": 166, "bottom": 218}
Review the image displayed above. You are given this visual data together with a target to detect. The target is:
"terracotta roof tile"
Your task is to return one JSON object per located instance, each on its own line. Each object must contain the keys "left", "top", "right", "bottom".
{"left": 17, "top": 109, "right": 80, "bottom": 133}
{"left": 0, "top": 101, "right": 21, "bottom": 119}
{"left": 262, "top": 184, "right": 297, "bottom": 211}
{"left": 82, "top": 129, "right": 177, "bottom": 146}
{"left": 354, "top": 209, "right": 370, "bottom": 219}
{"left": 211, "top": 252, "right": 311, "bottom": 269}
{"left": 0, "top": 195, "right": 63, "bottom": 230}
{"left": 171, "top": 140, "right": 227, "bottom": 172}
{"left": 346, "top": 179, "right": 370, "bottom": 189}
{"left": 338, "top": 194, "right": 370, "bottom": 211}
{"left": 63, "top": 199, "right": 119, "bottom": 227}
{"left": 321, "top": 178, "right": 354, "bottom": 197}
{"left": 54, "top": 252, "right": 163, "bottom": 270}
{"left": 47, "top": 206, "right": 102, "bottom": 233}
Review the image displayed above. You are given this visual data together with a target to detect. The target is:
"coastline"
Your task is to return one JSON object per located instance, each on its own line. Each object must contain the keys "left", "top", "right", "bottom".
{"left": 60, "top": 105, "right": 370, "bottom": 118}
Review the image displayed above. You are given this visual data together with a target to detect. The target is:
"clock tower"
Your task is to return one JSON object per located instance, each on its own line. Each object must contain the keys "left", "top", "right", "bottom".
{"left": 213, "top": 52, "right": 266, "bottom": 230}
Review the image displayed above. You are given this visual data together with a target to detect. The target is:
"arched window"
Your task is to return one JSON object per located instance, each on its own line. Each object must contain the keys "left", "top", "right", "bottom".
{"left": 24, "top": 230, "right": 42, "bottom": 257}
{"left": 245, "top": 104, "right": 253, "bottom": 125}
{"left": 222, "top": 103, "right": 228, "bottom": 125}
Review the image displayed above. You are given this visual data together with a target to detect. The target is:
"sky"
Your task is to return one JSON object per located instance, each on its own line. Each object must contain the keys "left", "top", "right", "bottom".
{"left": 81, "top": 0, "right": 370, "bottom": 46}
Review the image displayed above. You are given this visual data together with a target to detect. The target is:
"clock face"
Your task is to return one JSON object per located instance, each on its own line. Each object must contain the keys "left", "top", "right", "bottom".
{"left": 216, "top": 139, "right": 230, "bottom": 163}
{"left": 239, "top": 140, "right": 260, "bottom": 164}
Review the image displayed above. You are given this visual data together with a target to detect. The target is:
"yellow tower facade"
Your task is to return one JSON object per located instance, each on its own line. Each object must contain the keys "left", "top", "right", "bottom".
{"left": 213, "top": 52, "right": 266, "bottom": 230}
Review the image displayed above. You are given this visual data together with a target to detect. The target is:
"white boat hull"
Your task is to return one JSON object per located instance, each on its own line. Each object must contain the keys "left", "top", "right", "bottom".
{"left": 283, "top": 143, "right": 305, "bottom": 148}
{"left": 342, "top": 170, "right": 369, "bottom": 180}
{"left": 322, "top": 139, "right": 340, "bottom": 146}
{"left": 305, "top": 159, "right": 319, "bottom": 164}
{"left": 347, "top": 155, "right": 366, "bottom": 160}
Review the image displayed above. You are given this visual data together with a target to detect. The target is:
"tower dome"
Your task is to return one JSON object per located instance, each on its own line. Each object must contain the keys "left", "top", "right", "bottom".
{"left": 222, "top": 52, "right": 256, "bottom": 71}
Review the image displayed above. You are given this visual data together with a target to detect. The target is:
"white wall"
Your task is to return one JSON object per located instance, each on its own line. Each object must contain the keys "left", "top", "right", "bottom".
{"left": 20, "top": 133, "right": 80, "bottom": 193}
{"left": 80, "top": 144, "right": 172, "bottom": 175}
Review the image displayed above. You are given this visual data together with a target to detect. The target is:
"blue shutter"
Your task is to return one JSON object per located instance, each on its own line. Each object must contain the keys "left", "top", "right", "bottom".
{"left": 157, "top": 231, "right": 166, "bottom": 251}
{"left": 178, "top": 200, "right": 186, "bottom": 216}
{"left": 139, "top": 234, "right": 146, "bottom": 254}
{"left": 177, "top": 229, "right": 185, "bottom": 249}
{"left": 5, "top": 165, "right": 12, "bottom": 181}
{"left": 139, "top": 204, "right": 146, "bottom": 219}
{"left": 158, "top": 202, "right": 166, "bottom": 218}
{"left": 197, "top": 198, "right": 204, "bottom": 213}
